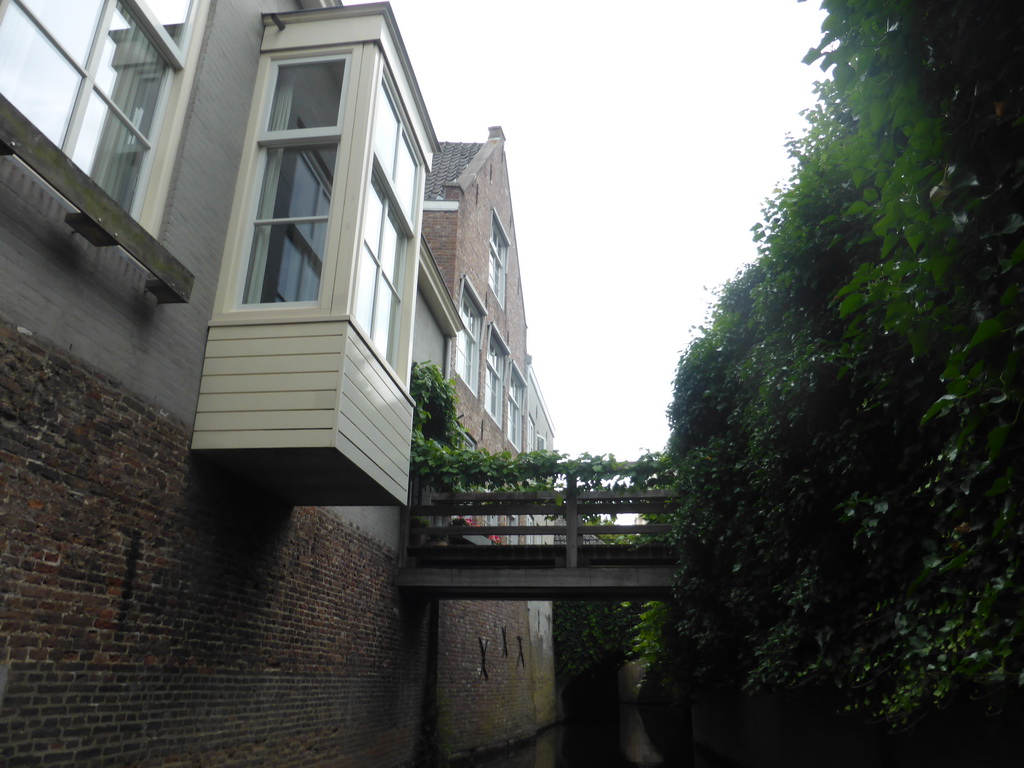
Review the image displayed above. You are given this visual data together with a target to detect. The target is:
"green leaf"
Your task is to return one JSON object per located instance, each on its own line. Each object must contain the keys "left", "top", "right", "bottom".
{"left": 905, "top": 228, "right": 925, "bottom": 254}
{"left": 802, "top": 46, "right": 823, "bottom": 65}
{"left": 966, "top": 318, "right": 1003, "bottom": 350}
{"left": 839, "top": 292, "right": 865, "bottom": 318}
{"left": 987, "top": 425, "right": 1011, "bottom": 461}
{"left": 921, "top": 394, "right": 957, "bottom": 424}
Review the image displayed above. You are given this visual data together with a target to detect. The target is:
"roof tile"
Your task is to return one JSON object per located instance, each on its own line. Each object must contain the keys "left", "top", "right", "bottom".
{"left": 425, "top": 142, "right": 482, "bottom": 199}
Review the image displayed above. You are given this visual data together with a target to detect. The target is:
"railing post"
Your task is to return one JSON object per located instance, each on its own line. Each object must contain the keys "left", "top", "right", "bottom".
{"left": 565, "top": 476, "right": 578, "bottom": 568}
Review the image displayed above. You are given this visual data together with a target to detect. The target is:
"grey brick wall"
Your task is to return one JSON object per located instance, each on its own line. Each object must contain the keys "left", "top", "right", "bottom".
{"left": 0, "top": 321, "right": 431, "bottom": 767}
{"left": 0, "top": 0, "right": 300, "bottom": 426}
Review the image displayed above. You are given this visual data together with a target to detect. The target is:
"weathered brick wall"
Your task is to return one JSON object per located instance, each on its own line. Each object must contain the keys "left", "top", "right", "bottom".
{"left": 432, "top": 141, "right": 529, "bottom": 454}
{"left": 0, "top": 323, "right": 432, "bottom": 767}
{"left": 436, "top": 600, "right": 555, "bottom": 761}
{"left": 421, "top": 208, "right": 461, "bottom": 300}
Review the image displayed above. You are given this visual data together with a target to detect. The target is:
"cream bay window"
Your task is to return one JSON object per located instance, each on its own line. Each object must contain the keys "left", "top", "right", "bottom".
{"left": 242, "top": 57, "right": 346, "bottom": 305}
{"left": 195, "top": 6, "right": 437, "bottom": 506}
{"left": 0, "top": 0, "right": 196, "bottom": 214}
{"left": 355, "top": 81, "right": 418, "bottom": 367}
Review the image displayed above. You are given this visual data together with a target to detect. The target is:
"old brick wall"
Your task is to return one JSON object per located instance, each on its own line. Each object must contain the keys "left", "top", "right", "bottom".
{"left": 425, "top": 139, "right": 529, "bottom": 455}
{"left": 421, "top": 134, "right": 557, "bottom": 761}
{"left": 0, "top": 323, "right": 432, "bottom": 767}
{"left": 436, "top": 600, "right": 555, "bottom": 761}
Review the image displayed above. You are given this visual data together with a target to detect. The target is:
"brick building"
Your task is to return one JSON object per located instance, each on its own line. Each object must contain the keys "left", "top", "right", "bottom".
{"left": 0, "top": 1, "right": 554, "bottom": 765}
{"left": 422, "top": 127, "right": 554, "bottom": 454}
{"left": 418, "top": 128, "right": 559, "bottom": 756}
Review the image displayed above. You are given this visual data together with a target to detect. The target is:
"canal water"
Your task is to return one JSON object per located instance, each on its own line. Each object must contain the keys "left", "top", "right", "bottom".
{"left": 477, "top": 704, "right": 693, "bottom": 767}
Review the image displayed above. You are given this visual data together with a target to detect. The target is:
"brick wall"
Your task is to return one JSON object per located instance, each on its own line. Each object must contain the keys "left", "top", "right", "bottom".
{"left": 436, "top": 600, "right": 555, "bottom": 761}
{"left": 0, "top": 323, "right": 432, "bottom": 767}
{"left": 424, "top": 140, "right": 530, "bottom": 455}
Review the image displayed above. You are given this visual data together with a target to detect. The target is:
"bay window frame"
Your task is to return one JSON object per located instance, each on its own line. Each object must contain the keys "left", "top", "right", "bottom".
{"left": 354, "top": 75, "right": 420, "bottom": 368}
{"left": 235, "top": 53, "right": 351, "bottom": 309}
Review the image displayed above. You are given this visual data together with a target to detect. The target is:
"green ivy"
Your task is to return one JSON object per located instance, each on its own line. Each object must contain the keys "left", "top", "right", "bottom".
{"left": 553, "top": 601, "right": 646, "bottom": 679}
{"left": 664, "top": 0, "right": 1024, "bottom": 726}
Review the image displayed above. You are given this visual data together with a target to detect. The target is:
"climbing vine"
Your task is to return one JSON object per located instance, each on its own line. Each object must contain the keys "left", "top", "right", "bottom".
{"left": 409, "top": 363, "right": 673, "bottom": 493}
{"left": 665, "top": 0, "right": 1024, "bottom": 725}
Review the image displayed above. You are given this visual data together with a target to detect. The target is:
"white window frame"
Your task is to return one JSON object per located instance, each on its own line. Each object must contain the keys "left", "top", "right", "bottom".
{"left": 488, "top": 211, "right": 509, "bottom": 306}
{"left": 0, "top": 0, "right": 198, "bottom": 216}
{"left": 536, "top": 433, "right": 547, "bottom": 451}
{"left": 507, "top": 365, "right": 525, "bottom": 450}
{"left": 527, "top": 416, "right": 536, "bottom": 454}
{"left": 455, "top": 279, "right": 484, "bottom": 394}
{"left": 235, "top": 53, "right": 350, "bottom": 309}
{"left": 354, "top": 76, "right": 420, "bottom": 367}
{"left": 484, "top": 327, "right": 508, "bottom": 424}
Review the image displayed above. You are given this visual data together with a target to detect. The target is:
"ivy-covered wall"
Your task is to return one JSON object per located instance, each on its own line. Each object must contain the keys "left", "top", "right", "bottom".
{"left": 666, "top": 0, "right": 1024, "bottom": 726}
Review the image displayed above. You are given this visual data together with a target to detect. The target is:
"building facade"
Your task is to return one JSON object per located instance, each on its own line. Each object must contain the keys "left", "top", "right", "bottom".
{"left": 422, "top": 126, "right": 555, "bottom": 455}
{"left": 0, "top": 1, "right": 554, "bottom": 765}
{"left": 419, "top": 128, "right": 559, "bottom": 754}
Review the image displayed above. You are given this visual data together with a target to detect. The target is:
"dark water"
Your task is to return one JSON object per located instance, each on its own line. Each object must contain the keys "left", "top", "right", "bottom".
{"left": 477, "top": 705, "right": 693, "bottom": 767}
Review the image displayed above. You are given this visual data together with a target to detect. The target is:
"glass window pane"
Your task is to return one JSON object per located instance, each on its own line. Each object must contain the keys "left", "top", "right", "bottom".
{"left": 269, "top": 60, "right": 345, "bottom": 131}
{"left": 355, "top": 246, "right": 377, "bottom": 331}
{"left": 395, "top": 134, "right": 416, "bottom": 219}
{"left": 243, "top": 220, "right": 327, "bottom": 303}
{"left": 72, "top": 91, "right": 146, "bottom": 210}
{"left": 362, "top": 184, "right": 384, "bottom": 256}
{"left": 373, "top": 87, "right": 398, "bottom": 176}
{"left": 256, "top": 146, "right": 336, "bottom": 221}
{"left": 379, "top": 210, "right": 399, "bottom": 285}
{"left": 94, "top": 3, "right": 166, "bottom": 137}
{"left": 22, "top": 0, "right": 103, "bottom": 66}
{"left": 372, "top": 283, "right": 399, "bottom": 361}
{"left": 0, "top": 4, "right": 81, "bottom": 145}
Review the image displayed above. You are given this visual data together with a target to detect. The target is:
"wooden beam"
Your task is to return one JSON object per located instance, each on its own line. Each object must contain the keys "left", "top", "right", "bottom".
{"left": 396, "top": 566, "right": 675, "bottom": 600}
{"left": 0, "top": 94, "right": 194, "bottom": 303}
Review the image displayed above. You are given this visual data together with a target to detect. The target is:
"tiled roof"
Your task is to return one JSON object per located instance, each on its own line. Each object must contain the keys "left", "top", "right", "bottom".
{"left": 424, "top": 142, "right": 482, "bottom": 199}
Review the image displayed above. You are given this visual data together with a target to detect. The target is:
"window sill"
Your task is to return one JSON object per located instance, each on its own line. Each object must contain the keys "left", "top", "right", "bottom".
{"left": 0, "top": 94, "right": 194, "bottom": 303}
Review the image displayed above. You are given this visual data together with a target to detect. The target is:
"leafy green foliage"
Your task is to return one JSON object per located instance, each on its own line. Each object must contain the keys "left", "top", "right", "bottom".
{"left": 410, "top": 364, "right": 674, "bottom": 492}
{"left": 410, "top": 362, "right": 464, "bottom": 449}
{"left": 553, "top": 601, "right": 645, "bottom": 679}
{"left": 665, "top": 0, "right": 1024, "bottom": 725}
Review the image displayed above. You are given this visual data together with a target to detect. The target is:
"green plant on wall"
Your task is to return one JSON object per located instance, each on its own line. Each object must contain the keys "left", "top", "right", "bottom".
{"left": 663, "top": 0, "right": 1024, "bottom": 726}
{"left": 409, "top": 363, "right": 675, "bottom": 493}
{"left": 553, "top": 601, "right": 646, "bottom": 679}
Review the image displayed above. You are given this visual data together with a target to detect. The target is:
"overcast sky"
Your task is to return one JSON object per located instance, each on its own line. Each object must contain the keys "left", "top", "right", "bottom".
{"left": 388, "top": 0, "right": 829, "bottom": 459}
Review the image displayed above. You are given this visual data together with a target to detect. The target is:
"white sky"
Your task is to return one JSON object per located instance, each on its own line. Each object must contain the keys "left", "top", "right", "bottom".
{"left": 389, "top": 0, "right": 828, "bottom": 459}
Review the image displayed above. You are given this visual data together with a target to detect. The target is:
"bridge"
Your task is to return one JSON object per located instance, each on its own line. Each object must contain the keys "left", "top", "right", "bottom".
{"left": 396, "top": 484, "right": 676, "bottom": 599}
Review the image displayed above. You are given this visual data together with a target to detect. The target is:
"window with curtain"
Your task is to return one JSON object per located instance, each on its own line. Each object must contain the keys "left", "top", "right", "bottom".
{"left": 241, "top": 57, "right": 346, "bottom": 305}
{"left": 0, "top": 0, "right": 195, "bottom": 213}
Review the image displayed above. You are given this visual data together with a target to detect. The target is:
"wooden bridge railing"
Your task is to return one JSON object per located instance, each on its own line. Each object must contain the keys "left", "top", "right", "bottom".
{"left": 399, "top": 481, "right": 675, "bottom": 571}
